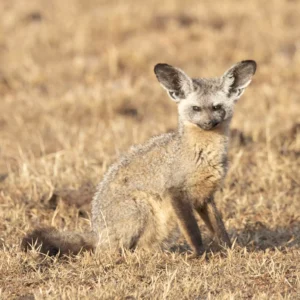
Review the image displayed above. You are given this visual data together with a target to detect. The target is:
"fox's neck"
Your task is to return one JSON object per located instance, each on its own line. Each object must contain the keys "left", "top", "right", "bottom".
{"left": 177, "top": 118, "right": 231, "bottom": 150}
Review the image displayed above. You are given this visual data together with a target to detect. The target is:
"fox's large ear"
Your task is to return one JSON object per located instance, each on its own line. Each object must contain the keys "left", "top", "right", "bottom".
{"left": 222, "top": 60, "right": 256, "bottom": 101}
{"left": 154, "top": 63, "right": 193, "bottom": 102}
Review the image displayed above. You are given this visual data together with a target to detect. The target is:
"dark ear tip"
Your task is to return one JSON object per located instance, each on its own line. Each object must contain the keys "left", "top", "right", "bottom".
{"left": 241, "top": 60, "right": 257, "bottom": 74}
{"left": 154, "top": 63, "right": 170, "bottom": 75}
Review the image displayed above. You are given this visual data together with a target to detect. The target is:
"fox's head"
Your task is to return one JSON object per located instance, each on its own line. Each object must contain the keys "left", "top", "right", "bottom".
{"left": 154, "top": 60, "right": 256, "bottom": 130}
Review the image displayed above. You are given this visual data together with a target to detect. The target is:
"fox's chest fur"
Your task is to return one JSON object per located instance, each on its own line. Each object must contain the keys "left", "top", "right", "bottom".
{"left": 177, "top": 122, "right": 229, "bottom": 202}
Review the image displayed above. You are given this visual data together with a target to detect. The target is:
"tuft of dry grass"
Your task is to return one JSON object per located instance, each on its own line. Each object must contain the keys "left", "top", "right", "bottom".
{"left": 0, "top": 0, "right": 300, "bottom": 298}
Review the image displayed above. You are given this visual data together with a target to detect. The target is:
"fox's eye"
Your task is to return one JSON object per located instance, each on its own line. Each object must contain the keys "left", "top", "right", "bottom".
{"left": 212, "top": 104, "right": 222, "bottom": 111}
{"left": 192, "top": 106, "right": 201, "bottom": 112}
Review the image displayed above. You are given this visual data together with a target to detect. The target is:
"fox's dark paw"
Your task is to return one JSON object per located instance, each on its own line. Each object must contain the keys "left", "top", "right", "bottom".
{"left": 187, "top": 248, "right": 207, "bottom": 260}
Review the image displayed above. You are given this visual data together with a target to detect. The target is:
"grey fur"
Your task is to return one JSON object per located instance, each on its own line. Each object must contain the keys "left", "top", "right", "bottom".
{"left": 22, "top": 60, "right": 256, "bottom": 257}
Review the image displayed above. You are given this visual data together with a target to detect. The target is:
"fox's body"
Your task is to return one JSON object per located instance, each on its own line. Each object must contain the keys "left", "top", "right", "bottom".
{"left": 92, "top": 120, "right": 229, "bottom": 252}
{"left": 22, "top": 60, "right": 256, "bottom": 256}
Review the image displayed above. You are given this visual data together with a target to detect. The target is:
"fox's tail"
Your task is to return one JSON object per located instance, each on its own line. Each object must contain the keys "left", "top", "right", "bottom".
{"left": 21, "top": 227, "right": 97, "bottom": 256}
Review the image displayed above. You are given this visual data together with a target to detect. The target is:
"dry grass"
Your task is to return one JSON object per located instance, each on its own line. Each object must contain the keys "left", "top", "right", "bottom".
{"left": 0, "top": 0, "right": 300, "bottom": 298}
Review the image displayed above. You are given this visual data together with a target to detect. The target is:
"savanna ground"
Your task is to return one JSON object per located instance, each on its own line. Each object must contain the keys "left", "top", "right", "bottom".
{"left": 0, "top": 0, "right": 300, "bottom": 299}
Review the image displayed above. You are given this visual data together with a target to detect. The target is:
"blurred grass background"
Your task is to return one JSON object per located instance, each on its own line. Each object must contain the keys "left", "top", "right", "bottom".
{"left": 0, "top": 0, "right": 300, "bottom": 298}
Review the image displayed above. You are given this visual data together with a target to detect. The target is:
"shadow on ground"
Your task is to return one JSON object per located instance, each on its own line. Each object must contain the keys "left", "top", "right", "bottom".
{"left": 170, "top": 222, "right": 300, "bottom": 256}
{"left": 233, "top": 221, "right": 300, "bottom": 251}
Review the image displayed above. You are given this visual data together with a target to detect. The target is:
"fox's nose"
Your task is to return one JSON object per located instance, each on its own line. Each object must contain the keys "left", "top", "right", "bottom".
{"left": 205, "top": 120, "right": 219, "bottom": 128}
{"left": 211, "top": 120, "right": 220, "bottom": 127}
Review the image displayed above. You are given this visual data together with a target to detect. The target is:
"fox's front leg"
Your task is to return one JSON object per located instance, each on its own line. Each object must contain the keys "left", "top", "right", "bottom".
{"left": 166, "top": 187, "right": 204, "bottom": 256}
{"left": 196, "top": 197, "right": 231, "bottom": 248}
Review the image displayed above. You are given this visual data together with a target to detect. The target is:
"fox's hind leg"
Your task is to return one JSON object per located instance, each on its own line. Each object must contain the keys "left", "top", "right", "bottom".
{"left": 95, "top": 196, "right": 150, "bottom": 252}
